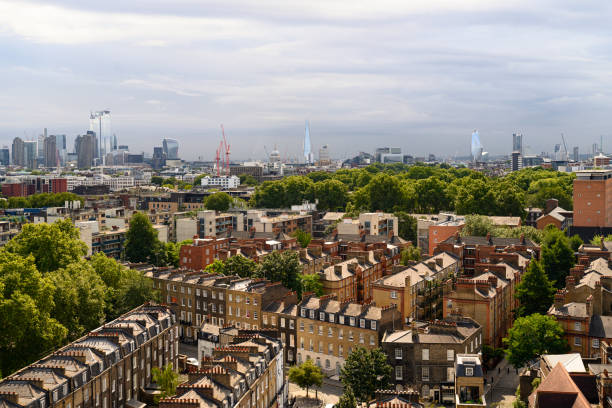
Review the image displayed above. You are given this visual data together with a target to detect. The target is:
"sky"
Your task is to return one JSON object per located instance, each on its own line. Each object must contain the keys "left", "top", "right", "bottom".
{"left": 1, "top": 1, "right": 612, "bottom": 161}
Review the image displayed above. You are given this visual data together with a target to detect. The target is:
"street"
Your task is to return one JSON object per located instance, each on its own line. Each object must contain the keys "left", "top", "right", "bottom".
{"left": 485, "top": 359, "right": 520, "bottom": 407}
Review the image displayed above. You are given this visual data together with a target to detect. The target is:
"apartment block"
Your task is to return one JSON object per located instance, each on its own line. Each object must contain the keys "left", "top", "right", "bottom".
{"left": 262, "top": 292, "right": 299, "bottom": 364}
{"left": 296, "top": 295, "right": 401, "bottom": 376}
{"left": 573, "top": 170, "right": 612, "bottom": 228}
{"left": 0, "top": 304, "right": 177, "bottom": 408}
{"left": 225, "top": 280, "right": 291, "bottom": 331}
{"left": 372, "top": 252, "right": 459, "bottom": 324}
{"left": 336, "top": 212, "right": 398, "bottom": 237}
{"left": 381, "top": 317, "right": 481, "bottom": 404}
{"left": 179, "top": 238, "right": 231, "bottom": 270}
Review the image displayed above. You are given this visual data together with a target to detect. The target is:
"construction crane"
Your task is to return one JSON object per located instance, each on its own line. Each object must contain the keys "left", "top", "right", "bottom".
{"left": 215, "top": 141, "right": 223, "bottom": 177}
{"left": 561, "top": 133, "right": 569, "bottom": 161}
{"left": 221, "top": 124, "right": 230, "bottom": 176}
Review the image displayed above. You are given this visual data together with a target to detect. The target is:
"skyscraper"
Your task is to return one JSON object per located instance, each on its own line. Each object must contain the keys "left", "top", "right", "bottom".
{"left": 511, "top": 151, "right": 522, "bottom": 172}
{"left": 76, "top": 132, "right": 96, "bottom": 169}
{"left": 512, "top": 133, "right": 523, "bottom": 155}
{"left": 162, "top": 138, "right": 179, "bottom": 160}
{"left": 152, "top": 146, "right": 166, "bottom": 170}
{"left": 471, "top": 130, "right": 483, "bottom": 161}
{"left": 11, "top": 137, "right": 24, "bottom": 166}
{"left": 573, "top": 146, "right": 579, "bottom": 162}
{"left": 89, "top": 110, "right": 111, "bottom": 160}
{"left": 0, "top": 147, "right": 9, "bottom": 166}
{"left": 44, "top": 135, "right": 57, "bottom": 167}
{"left": 304, "top": 120, "right": 313, "bottom": 164}
{"left": 24, "top": 141, "right": 37, "bottom": 169}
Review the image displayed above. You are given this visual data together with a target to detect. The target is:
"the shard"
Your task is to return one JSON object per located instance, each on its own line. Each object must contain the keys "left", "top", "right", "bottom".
{"left": 304, "top": 120, "right": 313, "bottom": 164}
{"left": 471, "top": 130, "right": 483, "bottom": 161}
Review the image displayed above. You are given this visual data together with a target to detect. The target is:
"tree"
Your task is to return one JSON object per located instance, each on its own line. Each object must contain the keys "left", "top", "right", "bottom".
{"left": 515, "top": 260, "right": 556, "bottom": 317}
{"left": 301, "top": 273, "right": 323, "bottom": 296}
{"left": 541, "top": 227, "right": 575, "bottom": 288}
{"left": 5, "top": 219, "right": 88, "bottom": 273}
{"left": 400, "top": 246, "right": 421, "bottom": 265}
{"left": 294, "top": 229, "right": 312, "bottom": 249}
{"left": 395, "top": 211, "right": 417, "bottom": 243}
{"left": 151, "top": 176, "right": 164, "bottom": 186}
{"left": 288, "top": 359, "right": 323, "bottom": 399}
{"left": 205, "top": 192, "right": 233, "bottom": 212}
{"left": 204, "top": 259, "right": 226, "bottom": 275}
{"left": 239, "top": 174, "right": 259, "bottom": 186}
{"left": 125, "top": 212, "right": 164, "bottom": 264}
{"left": 47, "top": 262, "right": 106, "bottom": 339}
{"left": 224, "top": 255, "right": 257, "bottom": 278}
{"left": 461, "top": 215, "right": 494, "bottom": 237}
{"left": 283, "top": 176, "right": 315, "bottom": 207}
{"left": 340, "top": 347, "right": 392, "bottom": 403}
{"left": 0, "top": 250, "right": 67, "bottom": 375}
{"left": 313, "top": 179, "right": 349, "bottom": 211}
{"left": 503, "top": 314, "right": 568, "bottom": 368}
{"left": 257, "top": 251, "right": 302, "bottom": 295}
{"left": 336, "top": 385, "right": 357, "bottom": 408}
{"left": 152, "top": 364, "right": 179, "bottom": 402}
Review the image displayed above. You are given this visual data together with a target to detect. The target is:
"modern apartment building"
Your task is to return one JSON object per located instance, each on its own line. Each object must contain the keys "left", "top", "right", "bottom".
{"left": 0, "top": 304, "right": 177, "bottom": 408}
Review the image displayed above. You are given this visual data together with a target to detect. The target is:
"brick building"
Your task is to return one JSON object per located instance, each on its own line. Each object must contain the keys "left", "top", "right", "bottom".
{"left": 262, "top": 292, "right": 299, "bottom": 365}
{"left": 573, "top": 169, "right": 612, "bottom": 228}
{"left": 1, "top": 177, "right": 68, "bottom": 197}
{"left": 160, "top": 332, "right": 286, "bottom": 408}
{"left": 179, "top": 238, "right": 231, "bottom": 270}
{"left": 0, "top": 303, "right": 177, "bottom": 408}
{"left": 381, "top": 316, "right": 481, "bottom": 404}
{"left": 296, "top": 294, "right": 401, "bottom": 376}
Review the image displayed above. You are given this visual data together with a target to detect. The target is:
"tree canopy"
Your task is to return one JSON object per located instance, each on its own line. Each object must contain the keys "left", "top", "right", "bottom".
{"left": 125, "top": 212, "right": 165, "bottom": 264}
{"left": 301, "top": 273, "right": 323, "bottom": 296}
{"left": 249, "top": 165, "right": 573, "bottom": 216}
{"left": 205, "top": 192, "right": 233, "bottom": 212}
{"left": 340, "top": 347, "right": 392, "bottom": 403}
{"left": 503, "top": 314, "right": 568, "bottom": 368}
{"left": 541, "top": 226, "right": 575, "bottom": 288}
{"left": 288, "top": 359, "right": 323, "bottom": 398}
{"left": 256, "top": 251, "right": 302, "bottom": 296}
{"left": 294, "top": 229, "right": 312, "bottom": 249}
{"left": 515, "top": 260, "right": 556, "bottom": 317}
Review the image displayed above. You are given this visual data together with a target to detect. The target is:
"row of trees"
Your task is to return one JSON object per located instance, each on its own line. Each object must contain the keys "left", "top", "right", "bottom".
{"left": 0, "top": 219, "right": 158, "bottom": 376}
{"left": 250, "top": 165, "right": 574, "bottom": 216}
{"left": 0, "top": 192, "right": 83, "bottom": 209}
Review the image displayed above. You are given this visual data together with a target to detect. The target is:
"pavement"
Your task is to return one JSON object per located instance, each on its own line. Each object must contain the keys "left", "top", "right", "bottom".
{"left": 288, "top": 377, "right": 343, "bottom": 406}
{"left": 484, "top": 358, "right": 520, "bottom": 407}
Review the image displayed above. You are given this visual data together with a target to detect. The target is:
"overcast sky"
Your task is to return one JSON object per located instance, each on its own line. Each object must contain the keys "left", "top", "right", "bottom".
{"left": 1, "top": 0, "right": 612, "bottom": 161}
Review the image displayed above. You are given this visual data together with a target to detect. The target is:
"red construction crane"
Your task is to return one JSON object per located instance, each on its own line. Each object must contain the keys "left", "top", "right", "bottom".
{"left": 215, "top": 141, "right": 223, "bottom": 177}
{"left": 221, "top": 124, "right": 230, "bottom": 176}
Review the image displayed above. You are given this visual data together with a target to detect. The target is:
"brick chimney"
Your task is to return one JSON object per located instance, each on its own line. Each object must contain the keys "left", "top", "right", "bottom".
{"left": 554, "top": 291, "right": 565, "bottom": 309}
{"left": 0, "top": 392, "right": 19, "bottom": 405}
{"left": 487, "top": 275, "right": 498, "bottom": 288}
{"left": 586, "top": 295, "right": 593, "bottom": 317}
{"left": 566, "top": 276, "right": 576, "bottom": 291}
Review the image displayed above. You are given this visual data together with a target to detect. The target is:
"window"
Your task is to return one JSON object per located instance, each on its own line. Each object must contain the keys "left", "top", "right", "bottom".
{"left": 395, "top": 348, "right": 402, "bottom": 359}
{"left": 246, "top": 297, "right": 250, "bottom": 304}
{"left": 422, "top": 349, "right": 429, "bottom": 361}
{"left": 575, "top": 336, "right": 582, "bottom": 346}
{"left": 359, "top": 333, "right": 364, "bottom": 344}
{"left": 350, "top": 317, "right": 355, "bottom": 326}
{"left": 360, "top": 319, "right": 365, "bottom": 328}
{"left": 320, "top": 312, "right": 325, "bottom": 321}
{"left": 329, "top": 314, "right": 335, "bottom": 323}
{"left": 309, "top": 324, "right": 314, "bottom": 333}
{"left": 219, "top": 292, "right": 224, "bottom": 300}
{"left": 349, "top": 331, "right": 354, "bottom": 341}
{"left": 370, "top": 335, "right": 375, "bottom": 345}
{"left": 328, "top": 343, "right": 334, "bottom": 355}
{"left": 447, "top": 367, "right": 455, "bottom": 382}
{"left": 328, "top": 327, "right": 333, "bottom": 337}
{"left": 371, "top": 321, "right": 377, "bottom": 330}
{"left": 290, "top": 320, "right": 295, "bottom": 329}
{"left": 574, "top": 322, "right": 582, "bottom": 331}
{"left": 594, "top": 339, "right": 600, "bottom": 349}
{"left": 300, "top": 322, "right": 304, "bottom": 331}
{"left": 309, "top": 310, "right": 315, "bottom": 319}
{"left": 280, "top": 318, "right": 285, "bottom": 328}
{"left": 447, "top": 349, "right": 454, "bottom": 361}
{"left": 422, "top": 367, "right": 429, "bottom": 381}
{"left": 319, "top": 325, "right": 323, "bottom": 335}
{"left": 339, "top": 345, "right": 344, "bottom": 357}
{"left": 395, "top": 366, "right": 403, "bottom": 380}
{"left": 390, "top": 291, "right": 397, "bottom": 299}
{"left": 301, "top": 308, "right": 306, "bottom": 317}
{"left": 465, "top": 367, "right": 473, "bottom": 376}
{"left": 339, "top": 329, "right": 344, "bottom": 339}
{"left": 263, "top": 316, "right": 268, "bottom": 325}
{"left": 339, "top": 315, "right": 344, "bottom": 324}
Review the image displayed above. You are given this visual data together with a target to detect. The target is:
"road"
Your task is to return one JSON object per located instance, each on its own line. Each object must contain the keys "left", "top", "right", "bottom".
{"left": 485, "top": 359, "right": 520, "bottom": 407}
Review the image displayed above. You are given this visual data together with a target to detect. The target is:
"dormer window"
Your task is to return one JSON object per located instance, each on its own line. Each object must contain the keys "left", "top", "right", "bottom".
{"left": 319, "top": 312, "right": 325, "bottom": 321}
{"left": 350, "top": 317, "right": 355, "bottom": 326}
{"left": 329, "top": 314, "right": 335, "bottom": 323}
{"left": 301, "top": 308, "right": 306, "bottom": 317}
{"left": 360, "top": 319, "right": 365, "bottom": 328}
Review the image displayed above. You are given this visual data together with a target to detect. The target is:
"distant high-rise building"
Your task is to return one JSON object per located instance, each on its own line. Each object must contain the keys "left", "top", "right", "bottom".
{"left": 573, "top": 146, "right": 579, "bottom": 162}
{"left": 152, "top": 146, "right": 166, "bottom": 170}
{"left": 89, "top": 110, "right": 111, "bottom": 160}
{"left": 0, "top": 146, "right": 9, "bottom": 166}
{"left": 11, "top": 137, "right": 24, "bottom": 166}
{"left": 37, "top": 134, "right": 44, "bottom": 160}
{"left": 318, "top": 144, "right": 330, "bottom": 165}
{"left": 375, "top": 147, "right": 402, "bottom": 163}
{"left": 75, "top": 132, "right": 96, "bottom": 169}
{"left": 304, "top": 121, "right": 313, "bottom": 164}
{"left": 471, "top": 130, "right": 483, "bottom": 161}
{"left": 24, "top": 141, "right": 37, "bottom": 169}
{"left": 593, "top": 143, "right": 599, "bottom": 157}
{"left": 162, "top": 138, "right": 179, "bottom": 160}
{"left": 512, "top": 133, "right": 523, "bottom": 155}
{"left": 44, "top": 135, "right": 58, "bottom": 167}
{"left": 511, "top": 151, "right": 523, "bottom": 172}
{"left": 112, "top": 134, "right": 118, "bottom": 151}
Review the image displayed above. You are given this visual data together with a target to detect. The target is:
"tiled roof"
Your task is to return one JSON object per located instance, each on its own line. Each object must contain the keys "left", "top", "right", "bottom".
{"left": 528, "top": 363, "right": 590, "bottom": 408}
{"left": 548, "top": 302, "right": 589, "bottom": 318}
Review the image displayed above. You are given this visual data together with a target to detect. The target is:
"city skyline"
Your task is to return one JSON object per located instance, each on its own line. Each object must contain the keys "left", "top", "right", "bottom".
{"left": 2, "top": 1, "right": 612, "bottom": 160}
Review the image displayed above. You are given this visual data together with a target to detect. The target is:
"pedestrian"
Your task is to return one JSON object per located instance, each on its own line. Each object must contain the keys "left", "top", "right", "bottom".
{"left": 507, "top": 367, "right": 510, "bottom": 374}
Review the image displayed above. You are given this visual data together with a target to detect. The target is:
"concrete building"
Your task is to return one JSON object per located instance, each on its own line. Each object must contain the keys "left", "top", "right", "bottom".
{"left": 76, "top": 132, "right": 96, "bottom": 169}
{"left": 0, "top": 303, "right": 178, "bottom": 408}
{"left": 337, "top": 212, "right": 398, "bottom": 237}
{"left": 511, "top": 151, "right": 523, "bottom": 172}
{"left": 375, "top": 147, "right": 403, "bottom": 163}
{"left": 381, "top": 317, "right": 482, "bottom": 404}
{"left": 24, "top": 141, "right": 37, "bottom": 169}
{"left": 296, "top": 294, "right": 401, "bottom": 376}
{"left": 200, "top": 176, "right": 240, "bottom": 189}
{"left": 11, "top": 137, "right": 24, "bottom": 166}
{"left": 43, "top": 135, "right": 57, "bottom": 167}
{"left": 573, "top": 170, "right": 612, "bottom": 228}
